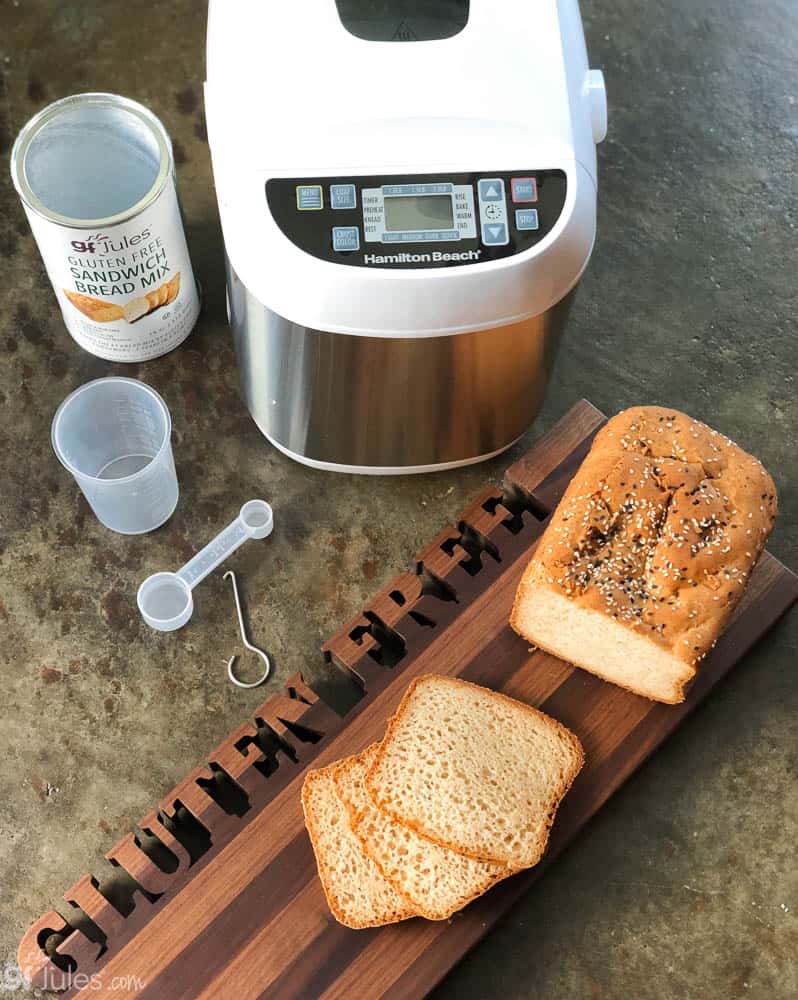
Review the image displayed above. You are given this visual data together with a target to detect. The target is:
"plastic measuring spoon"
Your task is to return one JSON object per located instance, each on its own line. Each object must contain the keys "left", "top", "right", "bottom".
{"left": 137, "top": 499, "right": 273, "bottom": 631}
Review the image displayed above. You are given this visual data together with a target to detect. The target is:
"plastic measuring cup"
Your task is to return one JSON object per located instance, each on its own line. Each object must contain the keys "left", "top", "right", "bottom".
{"left": 137, "top": 499, "right": 274, "bottom": 631}
{"left": 52, "top": 377, "right": 177, "bottom": 534}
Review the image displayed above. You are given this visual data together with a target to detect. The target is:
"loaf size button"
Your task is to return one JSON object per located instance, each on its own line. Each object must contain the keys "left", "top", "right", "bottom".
{"left": 296, "top": 185, "right": 323, "bottom": 210}
{"left": 332, "top": 226, "right": 360, "bottom": 251}
{"left": 511, "top": 177, "right": 538, "bottom": 202}
{"left": 515, "top": 208, "right": 539, "bottom": 230}
{"left": 330, "top": 184, "right": 356, "bottom": 209}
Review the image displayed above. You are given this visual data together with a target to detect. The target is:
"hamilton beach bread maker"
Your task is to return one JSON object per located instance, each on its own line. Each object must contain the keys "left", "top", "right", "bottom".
{"left": 205, "top": 0, "right": 606, "bottom": 473}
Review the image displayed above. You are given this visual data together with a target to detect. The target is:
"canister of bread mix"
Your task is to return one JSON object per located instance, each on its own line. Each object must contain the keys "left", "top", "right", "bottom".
{"left": 11, "top": 92, "right": 200, "bottom": 362}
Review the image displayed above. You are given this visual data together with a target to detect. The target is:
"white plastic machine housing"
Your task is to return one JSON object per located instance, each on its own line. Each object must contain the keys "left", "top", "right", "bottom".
{"left": 205, "top": 0, "right": 606, "bottom": 339}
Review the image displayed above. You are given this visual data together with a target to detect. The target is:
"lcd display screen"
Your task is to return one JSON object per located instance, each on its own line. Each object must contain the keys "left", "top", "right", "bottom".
{"left": 384, "top": 194, "right": 454, "bottom": 232}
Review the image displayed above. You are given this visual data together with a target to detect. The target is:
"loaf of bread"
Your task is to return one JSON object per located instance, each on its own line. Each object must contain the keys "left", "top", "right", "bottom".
{"left": 366, "top": 675, "right": 584, "bottom": 869}
{"left": 511, "top": 406, "right": 777, "bottom": 703}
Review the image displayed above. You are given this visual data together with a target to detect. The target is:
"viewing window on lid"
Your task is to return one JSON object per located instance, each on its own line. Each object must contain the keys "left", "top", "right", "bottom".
{"left": 335, "top": 0, "right": 469, "bottom": 42}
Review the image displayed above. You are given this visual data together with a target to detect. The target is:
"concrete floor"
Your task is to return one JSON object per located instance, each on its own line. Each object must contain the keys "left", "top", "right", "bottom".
{"left": 0, "top": 2, "right": 796, "bottom": 998}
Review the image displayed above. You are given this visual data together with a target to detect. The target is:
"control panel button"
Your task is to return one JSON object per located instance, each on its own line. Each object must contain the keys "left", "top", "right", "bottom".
{"left": 482, "top": 223, "right": 508, "bottom": 246}
{"left": 330, "top": 184, "right": 356, "bottom": 210}
{"left": 477, "top": 178, "right": 508, "bottom": 246}
{"left": 296, "top": 185, "right": 323, "bottom": 210}
{"left": 478, "top": 179, "right": 504, "bottom": 202}
{"left": 332, "top": 226, "right": 360, "bottom": 252}
{"left": 514, "top": 208, "right": 539, "bottom": 231}
{"left": 511, "top": 177, "right": 538, "bottom": 203}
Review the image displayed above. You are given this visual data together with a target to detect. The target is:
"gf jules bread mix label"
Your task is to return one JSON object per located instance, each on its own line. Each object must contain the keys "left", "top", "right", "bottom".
{"left": 25, "top": 177, "right": 200, "bottom": 362}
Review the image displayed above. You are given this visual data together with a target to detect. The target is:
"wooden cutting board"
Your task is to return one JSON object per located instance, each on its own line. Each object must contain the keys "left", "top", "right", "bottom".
{"left": 19, "top": 400, "right": 798, "bottom": 999}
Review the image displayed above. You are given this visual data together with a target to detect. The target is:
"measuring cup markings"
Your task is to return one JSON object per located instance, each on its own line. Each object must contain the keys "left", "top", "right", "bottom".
{"left": 114, "top": 398, "right": 161, "bottom": 451}
{"left": 52, "top": 377, "right": 177, "bottom": 534}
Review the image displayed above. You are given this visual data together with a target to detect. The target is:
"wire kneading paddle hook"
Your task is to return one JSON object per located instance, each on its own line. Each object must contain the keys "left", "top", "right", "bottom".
{"left": 224, "top": 570, "right": 271, "bottom": 688}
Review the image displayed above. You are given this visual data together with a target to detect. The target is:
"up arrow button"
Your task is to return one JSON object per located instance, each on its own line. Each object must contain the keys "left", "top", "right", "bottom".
{"left": 479, "top": 179, "right": 504, "bottom": 202}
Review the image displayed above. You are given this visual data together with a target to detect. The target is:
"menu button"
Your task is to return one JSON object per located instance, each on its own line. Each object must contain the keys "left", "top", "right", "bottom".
{"left": 296, "top": 185, "right": 323, "bottom": 210}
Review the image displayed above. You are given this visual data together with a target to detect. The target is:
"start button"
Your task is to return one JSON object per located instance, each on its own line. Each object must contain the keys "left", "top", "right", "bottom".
{"left": 511, "top": 178, "right": 538, "bottom": 203}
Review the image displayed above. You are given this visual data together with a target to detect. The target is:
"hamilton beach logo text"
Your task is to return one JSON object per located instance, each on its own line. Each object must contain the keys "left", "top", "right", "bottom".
{"left": 363, "top": 249, "right": 481, "bottom": 265}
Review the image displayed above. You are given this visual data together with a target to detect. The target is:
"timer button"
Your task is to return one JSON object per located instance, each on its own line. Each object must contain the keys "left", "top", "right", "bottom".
{"left": 477, "top": 178, "right": 508, "bottom": 246}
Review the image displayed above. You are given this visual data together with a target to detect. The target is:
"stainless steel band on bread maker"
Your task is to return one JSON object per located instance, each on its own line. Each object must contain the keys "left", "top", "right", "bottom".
{"left": 227, "top": 261, "right": 574, "bottom": 471}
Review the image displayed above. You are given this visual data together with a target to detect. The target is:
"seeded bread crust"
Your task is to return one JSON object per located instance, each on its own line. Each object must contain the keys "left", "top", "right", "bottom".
{"left": 511, "top": 406, "right": 777, "bottom": 698}
{"left": 366, "top": 675, "right": 585, "bottom": 867}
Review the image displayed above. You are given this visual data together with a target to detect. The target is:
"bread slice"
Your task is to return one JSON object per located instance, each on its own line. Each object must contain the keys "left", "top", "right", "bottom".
{"left": 334, "top": 745, "right": 509, "bottom": 921}
{"left": 301, "top": 763, "right": 417, "bottom": 928}
{"left": 366, "top": 675, "right": 584, "bottom": 869}
{"left": 511, "top": 406, "right": 778, "bottom": 703}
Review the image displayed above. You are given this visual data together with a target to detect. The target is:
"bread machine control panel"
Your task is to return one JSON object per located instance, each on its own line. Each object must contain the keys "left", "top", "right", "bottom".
{"left": 265, "top": 170, "right": 567, "bottom": 268}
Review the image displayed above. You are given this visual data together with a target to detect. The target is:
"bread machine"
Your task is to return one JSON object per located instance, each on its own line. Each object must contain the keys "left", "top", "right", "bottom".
{"left": 205, "top": 0, "right": 607, "bottom": 473}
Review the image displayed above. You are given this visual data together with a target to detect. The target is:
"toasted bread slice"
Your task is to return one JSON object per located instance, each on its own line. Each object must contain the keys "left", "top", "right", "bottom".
{"left": 366, "top": 675, "right": 584, "bottom": 869}
{"left": 301, "top": 762, "right": 417, "bottom": 929}
{"left": 334, "top": 745, "right": 509, "bottom": 921}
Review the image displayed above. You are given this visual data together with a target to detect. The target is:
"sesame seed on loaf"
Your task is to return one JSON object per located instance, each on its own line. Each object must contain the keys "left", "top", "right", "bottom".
{"left": 511, "top": 406, "right": 778, "bottom": 703}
